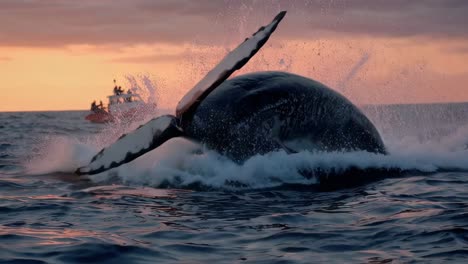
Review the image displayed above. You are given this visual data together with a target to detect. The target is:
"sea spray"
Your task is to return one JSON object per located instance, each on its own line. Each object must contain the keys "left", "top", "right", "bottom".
{"left": 25, "top": 135, "right": 96, "bottom": 175}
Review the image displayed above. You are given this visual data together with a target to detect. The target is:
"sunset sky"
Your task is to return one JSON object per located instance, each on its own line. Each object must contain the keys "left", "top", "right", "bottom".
{"left": 1, "top": 0, "right": 467, "bottom": 112}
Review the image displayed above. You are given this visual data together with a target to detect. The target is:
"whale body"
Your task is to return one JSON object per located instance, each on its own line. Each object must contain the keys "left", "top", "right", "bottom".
{"left": 185, "top": 71, "right": 385, "bottom": 162}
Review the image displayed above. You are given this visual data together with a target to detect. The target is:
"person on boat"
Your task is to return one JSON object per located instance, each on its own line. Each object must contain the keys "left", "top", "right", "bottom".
{"left": 113, "top": 79, "right": 118, "bottom": 95}
{"left": 90, "top": 101, "right": 97, "bottom": 111}
{"left": 126, "top": 89, "right": 133, "bottom": 102}
{"left": 117, "top": 86, "right": 124, "bottom": 95}
{"left": 93, "top": 100, "right": 107, "bottom": 114}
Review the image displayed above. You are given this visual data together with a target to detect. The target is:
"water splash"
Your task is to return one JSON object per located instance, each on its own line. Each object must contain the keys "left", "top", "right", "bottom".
{"left": 100, "top": 74, "right": 163, "bottom": 140}
{"left": 337, "top": 52, "right": 371, "bottom": 92}
{"left": 124, "top": 74, "right": 159, "bottom": 105}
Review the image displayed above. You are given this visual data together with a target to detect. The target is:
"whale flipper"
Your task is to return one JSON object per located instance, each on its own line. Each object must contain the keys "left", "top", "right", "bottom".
{"left": 75, "top": 11, "right": 287, "bottom": 176}
{"left": 76, "top": 115, "right": 182, "bottom": 175}
{"left": 176, "top": 11, "right": 287, "bottom": 118}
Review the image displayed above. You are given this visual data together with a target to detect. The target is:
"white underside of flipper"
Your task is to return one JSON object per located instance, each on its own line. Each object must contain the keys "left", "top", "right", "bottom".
{"left": 76, "top": 115, "right": 181, "bottom": 175}
{"left": 176, "top": 11, "right": 287, "bottom": 117}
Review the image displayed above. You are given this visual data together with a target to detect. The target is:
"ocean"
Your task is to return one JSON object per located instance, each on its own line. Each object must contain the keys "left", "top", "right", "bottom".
{"left": 0, "top": 103, "right": 467, "bottom": 263}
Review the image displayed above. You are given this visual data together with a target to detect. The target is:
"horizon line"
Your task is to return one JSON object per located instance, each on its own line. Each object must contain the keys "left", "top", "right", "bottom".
{"left": 1, "top": 100, "right": 468, "bottom": 113}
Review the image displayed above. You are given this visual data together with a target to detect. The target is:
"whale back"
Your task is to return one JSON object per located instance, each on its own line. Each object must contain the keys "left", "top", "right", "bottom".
{"left": 186, "top": 71, "right": 386, "bottom": 161}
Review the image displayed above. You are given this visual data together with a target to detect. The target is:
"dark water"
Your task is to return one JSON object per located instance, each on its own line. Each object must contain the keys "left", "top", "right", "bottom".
{"left": 1, "top": 105, "right": 467, "bottom": 263}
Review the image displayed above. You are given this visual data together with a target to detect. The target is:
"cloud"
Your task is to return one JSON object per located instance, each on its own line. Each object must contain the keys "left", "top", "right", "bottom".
{"left": 111, "top": 52, "right": 189, "bottom": 64}
{"left": 0, "top": 0, "right": 467, "bottom": 47}
{"left": 447, "top": 45, "right": 468, "bottom": 54}
{"left": 298, "top": 0, "right": 468, "bottom": 38}
{"left": 109, "top": 45, "right": 227, "bottom": 64}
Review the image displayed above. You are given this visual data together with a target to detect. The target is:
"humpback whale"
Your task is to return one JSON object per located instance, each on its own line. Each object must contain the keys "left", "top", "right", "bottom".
{"left": 76, "top": 11, "right": 385, "bottom": 176}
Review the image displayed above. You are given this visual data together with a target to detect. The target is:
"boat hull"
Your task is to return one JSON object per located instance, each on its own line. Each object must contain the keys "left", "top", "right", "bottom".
{"left": 85, "top": 112, "right": 114, "bottom": 123}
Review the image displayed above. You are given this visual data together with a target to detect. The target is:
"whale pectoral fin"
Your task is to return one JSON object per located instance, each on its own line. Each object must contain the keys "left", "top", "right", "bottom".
{"left": 75, "top": 115, "right": 183, "bottom": 175}
{"left": 176, "top": 11, "right": 287, "bottom": 118}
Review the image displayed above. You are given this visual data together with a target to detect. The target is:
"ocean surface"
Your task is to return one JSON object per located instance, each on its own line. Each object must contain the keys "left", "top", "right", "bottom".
{"left": 1, "top": 103, "right": 467, "bottom": 263}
